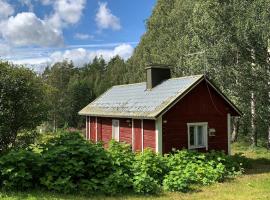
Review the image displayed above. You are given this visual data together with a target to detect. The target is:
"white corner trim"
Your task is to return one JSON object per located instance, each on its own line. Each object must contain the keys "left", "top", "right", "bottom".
{"left": 132, "top": 119, "right": 134, "bottom": 152}
{"left": 141, "top": 119, "right": 144, "bottom": 152}
{"left": 95, "top": 117, "right": 98, "bottom": 143}
{"left": 85, "top": 116, "right": 88, "bottom": 140}
{"left": 227, "top": 113, "right": 231, "bottom": 155}
{"left": 155, "top": 116, "right": 163, "bottom": 154}
{"left": 89, "top": 116, "right": 91, "bottom": 140}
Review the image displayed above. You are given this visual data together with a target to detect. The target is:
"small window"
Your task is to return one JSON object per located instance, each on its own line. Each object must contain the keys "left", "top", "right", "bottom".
{"left": 187, "top": 123, "right": 208, "bottom": 149}
{"left": 112, "top": 119, "right": 120, "bottom": 141}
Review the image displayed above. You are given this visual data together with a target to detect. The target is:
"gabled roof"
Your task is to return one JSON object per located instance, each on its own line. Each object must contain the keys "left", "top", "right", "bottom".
{"left": 79, "top": 74, "right": 241, "bottom": 119}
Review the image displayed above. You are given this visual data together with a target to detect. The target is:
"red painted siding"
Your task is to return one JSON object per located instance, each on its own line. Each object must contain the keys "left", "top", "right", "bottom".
{"left": 97, "top": 118, "right": 102, "bottom": 141}
{"left": 101, "top": 118, "right": 112, "bottom": 147}
{"left": 86, "top": 116, "right": 89, "bottom": 140}
{"left": 119, "top": 118, "right": 132, "bottom": 144}
{"left": 163, "top": 80, "right": 230, "bottom": 154}
{"left": 133, "top": 119, "right": 142, "bottom": 151}
{"left": 87, "top": 116, "right": 91, "bottom": 140}
{"left": 94, "top": 117, "right": 133, "bottom": 147}
{"left": 143, "top": 119, "right": 156, "bottom": 151}
{"left": 90, "top": 117, "right": 96, "bottom": 141}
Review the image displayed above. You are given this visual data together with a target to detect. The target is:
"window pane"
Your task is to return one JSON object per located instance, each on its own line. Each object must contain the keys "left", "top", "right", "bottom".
{"left": 189, "top": 126, "right": 195, "bottom": 146}
{"left": 112, "top": 120, "right": 119, "bottom": 141}
{"left": 197, "top": 126, "right": 204, "bottom": 146}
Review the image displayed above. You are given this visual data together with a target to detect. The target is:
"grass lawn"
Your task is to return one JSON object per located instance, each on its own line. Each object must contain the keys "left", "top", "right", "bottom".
{"left": 1, "top": 143, "right": 270, "bottom": 200}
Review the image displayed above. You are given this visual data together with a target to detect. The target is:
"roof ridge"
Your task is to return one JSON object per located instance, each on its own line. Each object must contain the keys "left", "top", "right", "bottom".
{"left": 169, "top": 74, "right": 204, "bottom": 80}
{"left": 112, "top": 82, "right": 145, "bottom": 87}
{"left": 112, "top": 74, "right": 204, "bottom": 88}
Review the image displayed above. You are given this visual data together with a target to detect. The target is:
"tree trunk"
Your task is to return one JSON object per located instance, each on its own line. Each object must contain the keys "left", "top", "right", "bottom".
{"left": 250, "top": 92, "right": 257, "bottom": 147}
{"left": 231, "top": 117, "right": 239, "bottom": 142}
{"left": 53, "top": 113, "right": 57, "bottom": 132}
{"left": 267, "top": 43, "right": 270, "bottom": 149}
{"left": 268, "top": 127, "right": 270, "bottom": 149}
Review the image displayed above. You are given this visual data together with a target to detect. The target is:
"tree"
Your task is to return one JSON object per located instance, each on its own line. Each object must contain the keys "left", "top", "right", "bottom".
{"left": 66, "top": 75, "right": 93, "bottom": 128}
{"left": 127, "top": 0, "right": 270, "bottom": 145}
{"left": 42, "top": 61, "right": 75, "bottom": 130}
{"left": 0, "top": 62, "right": 48, "bottom": 152}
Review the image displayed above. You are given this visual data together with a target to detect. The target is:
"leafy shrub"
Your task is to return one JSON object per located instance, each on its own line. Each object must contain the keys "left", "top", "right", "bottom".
{"left": 0, "top": 149, "right": 41, "bottom": 190}
{"left": 205, "top": 151, "right": 247, "bottom": 178}
{"left": 163, "top": 150, "right": 246, "bottom": 192}
{"left": 132, "top": 149, "right": 168, "bottom": 194}
{"left": 133, "top": 172, "right": 160, "bottom": 194}
{"left": 39, "top": 131, "right": 111, "bottom": 194}
{"left": 102, "top": 141, "right": 134, "bottom": 194}
{"left": 0, "top": 132, "right": 247, "bottom": 195}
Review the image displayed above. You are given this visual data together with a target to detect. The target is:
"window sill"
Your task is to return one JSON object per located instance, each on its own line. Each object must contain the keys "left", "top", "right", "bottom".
{"left": 189, "top": 146, "right": 206, "bottom": 150}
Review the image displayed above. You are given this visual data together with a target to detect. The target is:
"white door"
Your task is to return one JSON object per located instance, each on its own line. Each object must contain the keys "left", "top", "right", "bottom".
{"left": 112, "top": 119, "right": 120, "bottom": 141}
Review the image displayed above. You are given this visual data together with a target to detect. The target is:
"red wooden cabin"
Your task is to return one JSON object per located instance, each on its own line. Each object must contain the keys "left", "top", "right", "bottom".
{"left": 79, "top": 65, "right": 241, "bottom": 154}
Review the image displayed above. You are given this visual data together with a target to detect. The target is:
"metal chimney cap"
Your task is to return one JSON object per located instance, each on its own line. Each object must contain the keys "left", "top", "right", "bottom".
{"left": 145, "top": 64, "right": 171, "bottom": 70}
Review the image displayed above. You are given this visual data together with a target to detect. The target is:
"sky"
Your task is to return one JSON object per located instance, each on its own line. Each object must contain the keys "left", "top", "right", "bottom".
{"left": 0, "top": 0, "right": 156, "bottom": 71}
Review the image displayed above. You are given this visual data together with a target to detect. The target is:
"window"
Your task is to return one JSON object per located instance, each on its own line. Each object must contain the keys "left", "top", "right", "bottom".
{"left": 187, "top": 122, "right": 208, "bottom": 149}
{"left": 112, "top": 119, "right": 120, "bottom": 141}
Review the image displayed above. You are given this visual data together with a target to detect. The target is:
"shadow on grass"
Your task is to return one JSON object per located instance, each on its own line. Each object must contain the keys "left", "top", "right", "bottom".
{"left": 244, "top": 157, "right": 270, "bottom": 175}
{"left": 0, "top": 189, "right": 168, "bottom": 200}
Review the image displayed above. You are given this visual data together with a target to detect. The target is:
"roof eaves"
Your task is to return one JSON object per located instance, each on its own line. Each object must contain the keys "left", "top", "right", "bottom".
{"left": 154, "top": 74, "right": 205, "bottom": 118}
{"left": 205, "top": 78, "right": 242, "bottom": 116}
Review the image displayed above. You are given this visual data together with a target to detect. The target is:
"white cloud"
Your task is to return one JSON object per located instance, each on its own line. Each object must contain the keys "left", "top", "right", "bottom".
{"left": 3, "top": 43, "right": 134, "bottom": 71}
{"left": 50, "top": 44, "right": 133, "bottom": 66}
{"left": 40, "top": 0, "right": 53, "bottom": 5}
{"left": 0, "top": 42, "right": 10, "bottom": 55}
{"left": 74, "top": 33, "right": 94, "bottom": 40}
{"left": 1, "top": 12, "right": 64, "bottom": 47}
{"left": 0, "top": 0, "right": 14, "bottom": 20}
{"left": 53, "top": 0, "right": 86, "bottom": 25}
{"left": 12, "top": 57, "right": 51, "bottom": 65}
{"left": 96, "top": 2, "right": 121, "bottom": 31}
{"left": 44, "top": 0, "right": 86, "bottom": 28}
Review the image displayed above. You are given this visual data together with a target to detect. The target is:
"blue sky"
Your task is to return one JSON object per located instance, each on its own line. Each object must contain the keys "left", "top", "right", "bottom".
{"left": 0, "top": 0, "right": 156, "bottom": 71}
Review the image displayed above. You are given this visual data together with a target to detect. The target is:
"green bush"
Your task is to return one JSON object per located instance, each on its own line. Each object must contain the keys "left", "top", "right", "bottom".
{"left": 205, "top": 151, "right": 247, "bottom": 177}
{"left": 39, "top": 131, "right": 111, "bottom": 194}
{"left": 132, "top": 149, "right": 168, "bottom": 194}
{"left": 0, "top": 132, "right": 247, "bottom": 195}
{"left": 102, "top": 140, "right": 134, "bottom": 194}
{"left": 163, "top": 150, "right": 246, "bottom": 192}
{"left": 0, "top": 149, "right": 41, "bottom": 190}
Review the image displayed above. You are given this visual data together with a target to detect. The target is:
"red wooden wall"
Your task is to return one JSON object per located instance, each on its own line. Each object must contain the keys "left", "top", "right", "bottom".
{"left": 162, "top": 80, "right": 234, "bottom": 154}
{"left": 90, "top": 117, "right": 96, "bottom": 141}
{"left": 119, "top": 119, "right": 132, "bottom": 144}
{"left": 133, "top": 119, "right": 142, "bottom": 151}
{"left": 143, "top": 119, "right": 156, "bottom": 150}
{"left": 86, "top": 116, "right": 156, "bottom": 151}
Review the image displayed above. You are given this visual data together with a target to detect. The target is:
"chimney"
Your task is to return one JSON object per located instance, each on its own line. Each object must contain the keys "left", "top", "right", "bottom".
{"left": 146, "top": 64, "right": 171, "bottom": 90}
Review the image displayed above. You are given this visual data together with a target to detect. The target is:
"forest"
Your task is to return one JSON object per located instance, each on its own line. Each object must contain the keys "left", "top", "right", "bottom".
{"left": 0, "top": 0, "right": 270, "bottom": 153}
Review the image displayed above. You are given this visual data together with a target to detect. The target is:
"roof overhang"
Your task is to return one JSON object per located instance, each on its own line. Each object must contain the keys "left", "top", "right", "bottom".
{"left": 155, "top": 75, "right": 242, "bottom": 118}
{"left": 79, "top": 75, "right": 242, "bottom": 119}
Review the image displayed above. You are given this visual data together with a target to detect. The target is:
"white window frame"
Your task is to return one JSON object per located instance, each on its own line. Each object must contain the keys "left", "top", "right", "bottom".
{"left": 112, "top": 119, "right": 120, "bottom": 142}
{"left": 187, "top": 122, "right": 208, "bottom": 150}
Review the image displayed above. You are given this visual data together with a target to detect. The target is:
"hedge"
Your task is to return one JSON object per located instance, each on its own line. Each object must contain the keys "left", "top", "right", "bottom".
{"left": 0, "top": 131, "right": 248, "bottom": 194}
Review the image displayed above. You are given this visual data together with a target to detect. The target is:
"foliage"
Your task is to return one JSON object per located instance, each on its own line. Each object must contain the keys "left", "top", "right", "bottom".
{"left": 0, "top": 62, "right": 48, "bottom": 153}
{"left": 39, "top": 131, "right": 111, "bottom": 194}
{"left": 12, "top": 130, "right": 40, "bottom": 150}
{"left": 163, "top": 150, "right": 247, "bottom": 192}
{"left": 0, "top": 149, "right": 41, "bottom": 190}
{"left": 102, "top": 141, "right": 134, "bottom": 194}
{"left": 132, "top": 149, "right": 168, "bottom": 194}
{"left": 42, "top": 56, "right": 129, "bottom": 129}
{"left": 128, "top": 0, "right": 270, "bottom": 146}
{"left": 0, "top": 131, "right": 247, "bottom": 195}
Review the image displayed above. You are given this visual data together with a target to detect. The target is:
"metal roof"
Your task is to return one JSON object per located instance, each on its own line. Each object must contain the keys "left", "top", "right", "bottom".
{"left": 79, "top": 75, "right": 204, "bottom": 119}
